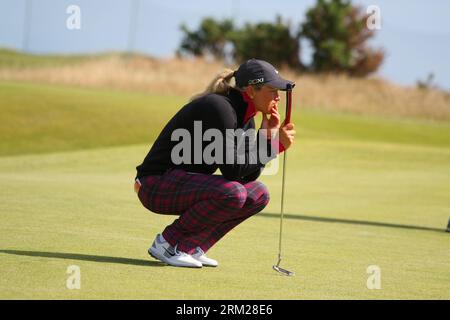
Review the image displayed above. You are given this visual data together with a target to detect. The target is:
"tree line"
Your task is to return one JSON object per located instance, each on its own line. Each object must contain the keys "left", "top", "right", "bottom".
{"left": 177, "top": 0, "right": 384, "bottom": 77}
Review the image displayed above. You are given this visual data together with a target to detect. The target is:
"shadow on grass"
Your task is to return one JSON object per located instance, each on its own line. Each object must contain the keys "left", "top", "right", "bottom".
{"left": 260, "top": 213, "right": 447, "bottom": 234}
{"left": 0, "top": 250, "right": 166, "bottom": 267}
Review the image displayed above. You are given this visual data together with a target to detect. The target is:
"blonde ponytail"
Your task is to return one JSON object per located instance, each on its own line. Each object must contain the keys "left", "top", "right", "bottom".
{"left": 191, "top": 69, "right": 236, "bottom": 101}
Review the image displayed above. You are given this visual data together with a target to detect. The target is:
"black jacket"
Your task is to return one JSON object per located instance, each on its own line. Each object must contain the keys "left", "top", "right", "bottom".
{"left": 136, "top": 89, "right": 276, "bottom": 182}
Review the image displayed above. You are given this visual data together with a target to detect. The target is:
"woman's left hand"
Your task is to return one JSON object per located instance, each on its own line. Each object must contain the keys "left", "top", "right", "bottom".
{"left": 261, "top": 105, "right": 281, "bottom": 139}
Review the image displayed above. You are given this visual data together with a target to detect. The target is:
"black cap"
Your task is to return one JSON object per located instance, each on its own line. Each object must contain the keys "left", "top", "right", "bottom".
{"left": 235, "top": 58, "right": 295, "bottom": 91}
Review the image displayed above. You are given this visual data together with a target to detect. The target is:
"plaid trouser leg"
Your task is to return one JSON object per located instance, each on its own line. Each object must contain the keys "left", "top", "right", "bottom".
{"left": 137, "top": 169, "right": 269, "bottom": 254}
{"left": 161, "top": 178, "right": 251, "bottom": 253}
{"left": 167, "top": 180, "right": 269, "bottom": 254}
{"left": 197, "top": 180, "right": 270, "bottom": 253}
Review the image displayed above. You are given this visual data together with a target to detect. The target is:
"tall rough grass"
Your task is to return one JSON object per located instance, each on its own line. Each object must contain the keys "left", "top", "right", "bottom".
{"left": 1, "top": 53, "right": 449, "bottom": 121}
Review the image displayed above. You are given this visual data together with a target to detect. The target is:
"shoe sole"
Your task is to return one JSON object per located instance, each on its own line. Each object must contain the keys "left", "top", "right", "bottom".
{"left": 193, "top": 260, "right": 218, "bottom": 267}
{"left": 200, "top": 264, "right": 218, "bottom": 267}
{"left": 148, "top": 248, "right": 202, "bottom": 268}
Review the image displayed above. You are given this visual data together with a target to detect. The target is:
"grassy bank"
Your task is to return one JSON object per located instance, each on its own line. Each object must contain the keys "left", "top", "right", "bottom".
{"left": 1, "top": 80, "right": 450, "bottom": 157}
{"left": 1, "top": 49, "right": 450, "bottom": 121}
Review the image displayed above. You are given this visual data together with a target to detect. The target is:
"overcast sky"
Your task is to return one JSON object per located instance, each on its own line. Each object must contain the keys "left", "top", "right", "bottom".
{"left": 1, "top": 0, "right": 449, "bottom": 90}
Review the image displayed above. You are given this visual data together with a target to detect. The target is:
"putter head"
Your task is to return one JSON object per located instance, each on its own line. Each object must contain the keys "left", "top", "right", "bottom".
{"left": 273, "top": 264, "right": 295, "bottom": 276}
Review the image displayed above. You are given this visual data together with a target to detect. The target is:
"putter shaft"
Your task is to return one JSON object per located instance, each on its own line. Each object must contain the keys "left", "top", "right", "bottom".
{"left": 277, "top": 149, "right": 287, "bottom": 261}
{"left": 273, "top": 87, "right": 295, "bottom": 277}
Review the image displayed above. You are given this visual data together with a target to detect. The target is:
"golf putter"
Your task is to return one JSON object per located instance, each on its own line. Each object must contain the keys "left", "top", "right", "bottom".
{"left": 273, "top": 83, "right": 295, "bottom": 277}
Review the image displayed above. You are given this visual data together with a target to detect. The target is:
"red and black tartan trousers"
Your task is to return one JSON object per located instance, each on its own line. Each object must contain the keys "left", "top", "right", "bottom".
{"left": 136, "top": 168, "right": 270, "bottom": 254}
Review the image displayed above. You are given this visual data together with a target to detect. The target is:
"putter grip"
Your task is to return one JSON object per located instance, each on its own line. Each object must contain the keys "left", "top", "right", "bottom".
{"left": 285, "top": 87, "right": 292, "bottom": 124}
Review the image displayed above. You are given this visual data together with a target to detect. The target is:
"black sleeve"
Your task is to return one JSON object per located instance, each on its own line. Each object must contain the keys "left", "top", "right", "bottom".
{"left": 239, "top": 130, "right": 278, "bottom": 182}
{"left": 240, "top": 167, "right": 263, "bottom": 182}
{"left": 202, "top": 96, "right": 277, "bottom": 181}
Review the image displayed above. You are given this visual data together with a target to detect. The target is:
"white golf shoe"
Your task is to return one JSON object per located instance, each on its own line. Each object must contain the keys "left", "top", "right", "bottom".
{"left": 192, "top": 247, "right": 218, "bottom": 267}
{"left": 148, "top": 234, "right": 202, "bottom": 268}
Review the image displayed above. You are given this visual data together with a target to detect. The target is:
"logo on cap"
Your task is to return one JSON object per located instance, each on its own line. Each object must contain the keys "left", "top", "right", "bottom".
{"left": 248, "top": 78, "right": 264, "bottom": 85}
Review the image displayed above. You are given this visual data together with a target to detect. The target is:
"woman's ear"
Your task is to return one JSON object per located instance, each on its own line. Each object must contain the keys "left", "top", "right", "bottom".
{"left": 245, "top": 86, "right": 255, "bottom": 99}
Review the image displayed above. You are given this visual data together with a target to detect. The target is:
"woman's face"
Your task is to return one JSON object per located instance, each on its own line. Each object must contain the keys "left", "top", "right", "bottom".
{"left": 248, "top": 85, "right": 280, "bottom": 114}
